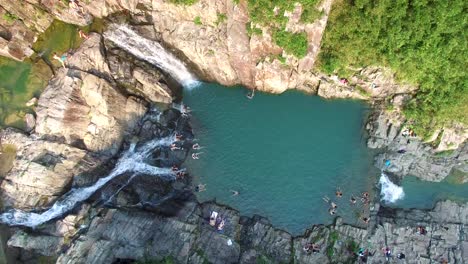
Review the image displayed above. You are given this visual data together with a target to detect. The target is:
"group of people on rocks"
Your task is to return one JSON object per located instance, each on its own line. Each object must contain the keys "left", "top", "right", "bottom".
{"left": 323, "top": 188, "right": 371, "bottom": 224}
{"left": 209, "top": 211, "right": 225, "bottom": 232}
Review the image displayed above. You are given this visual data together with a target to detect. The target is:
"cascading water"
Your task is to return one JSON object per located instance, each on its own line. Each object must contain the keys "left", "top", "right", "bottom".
{"left": 379, "top": 172, "right": 405, "bottom": 203}
{"left": 104, "top": 24, "right": 199, "bottom": 89}
{"left": 0, "top": 136, "right": 176, "bottom": 227}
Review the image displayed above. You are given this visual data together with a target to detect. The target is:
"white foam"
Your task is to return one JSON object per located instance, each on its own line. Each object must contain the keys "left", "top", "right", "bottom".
{"left": 379, "top": 173, "right": 405, "bottom": 203}
{"left": 0, "top": 136, "right": 176, "bottom": 227}
{"left": 104, "top": 24, "right": 199, "bottom": 89}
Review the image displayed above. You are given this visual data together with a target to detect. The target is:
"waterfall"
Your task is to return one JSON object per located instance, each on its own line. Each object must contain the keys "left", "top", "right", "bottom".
{"left": 379, "top": 173, "right": 405, "bottom": 203}
{"left": 0, "top": 136, "right": 176, "bottom": 228}
{"left": 104, "top": 24, "right": 199, "bottom": 89}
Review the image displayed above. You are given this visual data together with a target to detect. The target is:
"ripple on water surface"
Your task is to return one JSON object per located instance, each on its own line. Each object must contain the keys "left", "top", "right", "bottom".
{"left": 183, "top": 83, "right": 376, "bottom": 235}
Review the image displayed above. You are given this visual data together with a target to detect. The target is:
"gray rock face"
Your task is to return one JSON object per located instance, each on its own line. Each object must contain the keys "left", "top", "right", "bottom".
{"left": 8, "top": 200, "right": 467, "bottom": 264}
{"left": 0, "top": 128, "right": 108, "bottom": 210}
{"left": 367, "top": 109, "right": 467, "bottom": 182}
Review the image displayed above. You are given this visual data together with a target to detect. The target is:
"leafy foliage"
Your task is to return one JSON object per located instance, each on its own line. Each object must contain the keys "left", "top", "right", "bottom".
{"left": 318, "top": 0, "right": 468, "bottom": 134}
{"left": 272, "top": 29, "right": 308, "bottom": 58}
{"left": 247, "top": 0, "right": 320, "bottom": 58}
{"left": 194, "top": 16, "right": 202, "bottom": 25}
{"left": 2, "top": 12, "right": 19, "bottom": 23}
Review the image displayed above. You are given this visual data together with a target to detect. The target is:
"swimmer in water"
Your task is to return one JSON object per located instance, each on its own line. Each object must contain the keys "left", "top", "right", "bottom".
{"left": 329, "top": 208, "right": 336, "bottom": 215}
{"left": 246, "top": 89, "right": 255, "bottom": 99}
{"left": 350, "top": 195, "right": 357, "bottom": 204}
{"left": 192, "top": 143, "right": 201, "bottom": 150}
{"left": 230, "top": 190, "right": 239, "bottom": 196}
{"left": 335, "top": 187, "right": 343, "bottom": 198}
{"left": 192, "top": 153, "right": 201, "bottom": 159}
{"left": 362, "top": 216, "right": 370, "bottom": 224}
{"left": 195, "top": 184, "right": 206, "bottom": 192}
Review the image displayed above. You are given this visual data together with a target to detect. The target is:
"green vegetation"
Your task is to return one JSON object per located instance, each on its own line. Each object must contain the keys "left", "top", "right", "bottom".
{"left": 272, "top": 30, "right": 308, "bottom": 58}
{"left": 2, "top": 12, "right": 19, "bottom": 23}
{"left": 247, "top": 0, "right": 320, "bottom": 58}
{"left": 326, "top": 231, "right": 339, "bottom": 258}
{"left": 256, "top": 255, "right": 271, "bottom": 264}
{"left": 194, "top": 16, "right": 202, "bottom": 25}
{"left": 169, "top": 0, "right": 198, "bottom": 5}
{"left": 318, "top": 0, "right": 468, "bottom": 135}
{"left": 300, "top": 6, "right": 323, "bottom": 23}
{"left": 216, "top": 13, "right": 227, "bottom": 25}
{"left": 233, "top": 0, "right": 240, "bottom": 4}
{"left": 246, "top": 22, "right": 262, "bottom": 37}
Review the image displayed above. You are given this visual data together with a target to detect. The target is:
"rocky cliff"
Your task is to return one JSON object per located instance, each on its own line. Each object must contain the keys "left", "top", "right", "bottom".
{"left": 0, "top": 1, "right": 467, "bottom": 264}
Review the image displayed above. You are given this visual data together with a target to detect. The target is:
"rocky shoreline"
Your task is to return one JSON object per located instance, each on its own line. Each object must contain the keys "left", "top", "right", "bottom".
{"left": 0, "top": 1, "right": 467, "bottom": 263}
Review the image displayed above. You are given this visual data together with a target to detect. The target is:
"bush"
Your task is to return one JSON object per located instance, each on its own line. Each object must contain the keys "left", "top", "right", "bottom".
{"left": 318, "top": 0, "right": 468, "bottom": 135}
{"left": 193, "top": 16, "right": 202, "bottom": 25}
{"left": 272, "top": 29, "right": 308, "bottom": 58}
{"left": 2, "top": 12, "right": 18, "bottom": 23}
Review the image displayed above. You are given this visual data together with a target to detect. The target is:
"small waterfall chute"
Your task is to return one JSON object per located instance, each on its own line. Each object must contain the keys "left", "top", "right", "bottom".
{"left": 379, "top": 173, "right": 405, "bottom": 203}
{"left": 104, "top": 24, "right": 199, "bottom": 89}
{"left": 0, "top": 136, "right": 176, "bottom": 227}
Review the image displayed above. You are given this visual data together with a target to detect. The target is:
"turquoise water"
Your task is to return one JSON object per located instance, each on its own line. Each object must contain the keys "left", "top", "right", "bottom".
{"left": 183, "top": 83, "right": 377, "bottom": 234}
{"left": 393, "top": 176, "right": 468, "bottom": 209}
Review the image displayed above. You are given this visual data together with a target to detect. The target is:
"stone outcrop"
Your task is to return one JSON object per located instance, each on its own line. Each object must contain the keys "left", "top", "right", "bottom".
{"left": 7, "top": 200, "right": 467, "bottom": 264}
{"left": 366, "top": 109, "right": 467, "bottom": 182}
{"left": 0, "top": 128, "right": 108, "bottom": 210}
{"left": 35, "top": 32, "right": 176, "bottom": 155}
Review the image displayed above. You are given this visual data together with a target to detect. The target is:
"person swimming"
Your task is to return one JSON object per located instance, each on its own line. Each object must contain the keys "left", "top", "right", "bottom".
{"left": 331, "top": 202, "right": 337, "bottom": 209}
{"left": 246, "top": 89, "right": 255, "bottom": 99}
{"left": 336, "top": 188, "right": 343, "bottom": 198}
{"left": 195, "top": 184, "right": 206, "bottom": 192}
{"left": 350, "top": 195, "right": 357, "bottom": 204}
{"left": 362, "top": 216, "right": 370, "bottom": 224}
{"left": 230, "top": 190, "right": 239, "bottom": 196}
{"left": 329, "top": 208, "right": 336, "bottom": 215}
{"left": 192, "top": 143, "right": 201, "bottom": 150}
{"left": 192, "top": 153, "right": 201, "bottom": 159}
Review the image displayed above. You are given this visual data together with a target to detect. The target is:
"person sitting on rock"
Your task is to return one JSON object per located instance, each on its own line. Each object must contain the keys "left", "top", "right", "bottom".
{"left": 170, "top": 143, "right": 180, "bottom": 151}
{"left": 217, "top": 218, "right": 225, "bottom": 232}
{"left": 311, "top": 244, "right": 320, "bottom": 253}
{"left": 78, "top": 29, "right": 89, "bottom": 40}
{"left": 52, "top": 52, "right": 66, "bottom": 69}
{"left": 362, "top": 216, "right": 370, "bottom": 224}
{"left": 171, "top": 165, "right": 178, "bottom": 172}
{"left": 417, "top": 226, "right": 427, "bottom": 235}
{"left": 382, "top": 247, "right": 392, "bottom": 261}
{"left": 303, "top": 243, "right": 313, "bottom": 253}
{"left": 397, "top": 253, "right": 406, "bottom": 259}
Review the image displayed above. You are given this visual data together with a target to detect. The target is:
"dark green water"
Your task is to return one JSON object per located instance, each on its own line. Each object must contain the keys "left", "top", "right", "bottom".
{"left": 183, "top": 83, "right": 377, "bottom": 234}
{"left": 0, "top": 20, "right": 83, "bottom": 129}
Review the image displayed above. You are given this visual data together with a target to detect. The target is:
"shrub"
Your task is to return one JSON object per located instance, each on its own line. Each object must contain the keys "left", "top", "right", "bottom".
{"left": 194, "top": 16, "right": 202, "bottom": 25}
{"left": 318, "top": 0, "right": 468, "bottom": 135}
{"left": 272, "top": 29, "right": 308, "bottom": 58}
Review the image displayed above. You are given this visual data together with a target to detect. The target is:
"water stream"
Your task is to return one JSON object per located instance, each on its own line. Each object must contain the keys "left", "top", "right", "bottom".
{"left": 104, "top": 24, "right": 199, "bottom": 88}
{"left": 0, "top": 136, "right": 176, "bottom": 227}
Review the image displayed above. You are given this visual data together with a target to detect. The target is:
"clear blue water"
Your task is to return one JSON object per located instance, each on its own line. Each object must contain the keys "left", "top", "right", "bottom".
{"left": 183, "top": 83, "right": 377, "bottom": 235}
{"left": 393, "top": 176, "right": 468, "bottom": 209}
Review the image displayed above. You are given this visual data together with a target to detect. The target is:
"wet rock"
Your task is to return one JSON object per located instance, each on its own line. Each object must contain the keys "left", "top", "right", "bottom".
{"left": 35, "top": 34, "right": 148, "bottom": 155}
{"left": 24, "top": 113, "right": 35, "bottom": 132}
{"left": 25, "top": 97, "right": 38, "bottom": 107}
{"left": 0, "top": 128, "right": 108, "bottom": 209}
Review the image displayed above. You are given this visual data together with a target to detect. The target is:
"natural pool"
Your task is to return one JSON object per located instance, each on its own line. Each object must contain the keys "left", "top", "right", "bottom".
{"left": 183, "top": 83, "right": 377, "bottom": 234}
